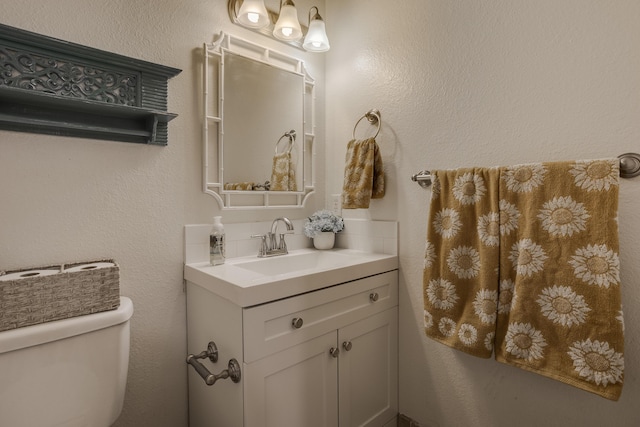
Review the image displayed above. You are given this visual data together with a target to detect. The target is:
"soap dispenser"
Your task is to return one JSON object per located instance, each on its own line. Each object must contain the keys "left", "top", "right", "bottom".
{"left": 210, "top": 216, "right": 225, "bottom": 266}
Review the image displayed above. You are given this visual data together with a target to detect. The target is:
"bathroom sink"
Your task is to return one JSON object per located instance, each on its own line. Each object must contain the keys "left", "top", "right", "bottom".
{"left": 233, "top": 250, "right": 360, "bottom": 276}
{"left": 184, "top": 249, "right": 398, "bottom": 307}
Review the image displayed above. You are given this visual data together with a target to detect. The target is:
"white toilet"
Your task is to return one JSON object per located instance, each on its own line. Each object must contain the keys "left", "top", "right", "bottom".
{"left": 0, "top": 296, "right": 133, "bottom": 427}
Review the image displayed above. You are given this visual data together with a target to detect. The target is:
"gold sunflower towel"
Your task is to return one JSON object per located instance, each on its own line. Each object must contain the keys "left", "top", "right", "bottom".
{"left": 224, "top": 182, "right": 256, "bottom": 191}
{"left": 270, "top": 152, "right": 297, "bottom": 191}
{"left": 423, "top": 167, "right": 502, "bottom": 358}
{"left": 423, "top": 159, "right": 624, "bottom": 400}
{"left": 342, "top": 138, "right": 385, "bottom": 209}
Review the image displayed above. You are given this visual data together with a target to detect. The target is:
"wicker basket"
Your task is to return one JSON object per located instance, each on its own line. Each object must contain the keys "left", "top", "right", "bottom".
{"left": 0, "top": 260, "right": 120, "bottom": 332}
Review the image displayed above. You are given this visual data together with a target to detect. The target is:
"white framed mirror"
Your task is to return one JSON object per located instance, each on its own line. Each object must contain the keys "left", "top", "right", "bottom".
{"left": 202, "top": 32, "right": 315, "bottom": 209}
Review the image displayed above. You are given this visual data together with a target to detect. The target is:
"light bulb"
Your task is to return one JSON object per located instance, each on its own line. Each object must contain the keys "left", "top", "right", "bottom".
{"left": 237, "top": 0, "right": 269, "bottom": 29}
{"left": 273, "top": 1, "right": 302, "bottom": 41}
{"left": 303, "top": 9, "right": 330, "bottom": 52}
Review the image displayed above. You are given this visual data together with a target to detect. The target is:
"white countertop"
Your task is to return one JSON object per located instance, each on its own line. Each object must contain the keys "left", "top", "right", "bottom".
{"left": 184, "top": 248, "right": 398, "bottom": 307}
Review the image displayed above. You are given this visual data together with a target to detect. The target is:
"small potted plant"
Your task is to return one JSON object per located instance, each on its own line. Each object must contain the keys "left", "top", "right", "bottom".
{"left": 303, "top": 209, "right": 344, "bottom": 250}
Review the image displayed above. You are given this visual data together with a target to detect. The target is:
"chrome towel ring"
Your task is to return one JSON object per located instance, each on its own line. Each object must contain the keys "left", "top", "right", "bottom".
{"left": 275, "top": 130, "right": 296, "bottom": 154}
{"left": 352, "top": 109, "right": 381, "bottom": 140}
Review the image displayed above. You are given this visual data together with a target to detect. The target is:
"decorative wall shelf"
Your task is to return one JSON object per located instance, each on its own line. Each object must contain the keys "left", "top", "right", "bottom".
{"left": 0, "top": 23, "right": 181, "bottom": 145}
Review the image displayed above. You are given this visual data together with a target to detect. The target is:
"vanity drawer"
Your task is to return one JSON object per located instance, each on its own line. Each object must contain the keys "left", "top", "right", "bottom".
{"left": 243, "top": 270, "right": 398, "bottom": 363}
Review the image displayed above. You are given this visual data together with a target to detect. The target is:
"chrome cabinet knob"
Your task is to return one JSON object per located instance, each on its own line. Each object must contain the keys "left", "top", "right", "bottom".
{"left": 342, "top": 341, "right": 352, "bottom": 351}
{"left": 369, "top": 292, "right": 379, "bottom": 302}
{"left": 329, "top": 347, "right": 340, "bottom": 358}
{"left": 291, "top": 317, "right": 304, "bottom": 329}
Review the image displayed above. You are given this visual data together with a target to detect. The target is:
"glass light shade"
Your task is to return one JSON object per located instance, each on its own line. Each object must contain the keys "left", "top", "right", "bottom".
{"left": 303, "top": 19, "right": 330, "bottom": 52}
{"left": 237, "top": 0, "right": 269, "bottom": 28}
{"left": 273, "top": 4, "right": 303, "bottom": 41}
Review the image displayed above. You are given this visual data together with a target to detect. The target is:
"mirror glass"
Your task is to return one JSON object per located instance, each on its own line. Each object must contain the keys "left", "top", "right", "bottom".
{"left": 202, "top": 32, "right": 315, "bottom": 209}
{"left": 223, "top": 51, "right": 303, "bottom": 191}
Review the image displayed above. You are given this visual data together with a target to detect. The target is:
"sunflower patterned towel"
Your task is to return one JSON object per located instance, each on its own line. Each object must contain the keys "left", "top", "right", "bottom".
{"left": 423, "top": 159, "right": 624, "bottom": 400}
{"left": 342, "top": 138, "right": 385, "bottom": 209}
{"left": 224, "top": 182, "right": 256, "bottom": 191}
{"left": 270, "top": 152, "right": 297, "bottom": 191}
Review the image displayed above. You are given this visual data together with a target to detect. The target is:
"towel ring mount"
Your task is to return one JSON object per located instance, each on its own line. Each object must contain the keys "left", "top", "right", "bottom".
{"left": 352, "top": 109, "right": 381, "bottom": 140}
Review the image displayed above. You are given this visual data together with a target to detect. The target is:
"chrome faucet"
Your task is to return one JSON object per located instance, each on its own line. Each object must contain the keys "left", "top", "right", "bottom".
{"left": 251, "top": 217, "right": 294, "bottom": 257}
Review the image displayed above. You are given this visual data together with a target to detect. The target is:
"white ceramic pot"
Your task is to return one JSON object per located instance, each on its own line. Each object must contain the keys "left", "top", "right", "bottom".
{"left": 313, "top": 232, "right": 335, "bottom": 250}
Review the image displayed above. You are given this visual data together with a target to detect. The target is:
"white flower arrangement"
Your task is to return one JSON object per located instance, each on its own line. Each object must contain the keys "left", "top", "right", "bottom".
{"left": 303, "top": 210, "right": 344, "bottom": 238}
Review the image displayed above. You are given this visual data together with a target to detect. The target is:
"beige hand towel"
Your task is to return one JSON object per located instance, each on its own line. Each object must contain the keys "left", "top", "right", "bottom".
{"left": 423, "top": 159, "right": 624, "bottom": 400}
{"left": 342, "top": 138, "right": 385, "bottom": 209}
{"left": 270, "top": 152, "right": 297, "bottom": 191}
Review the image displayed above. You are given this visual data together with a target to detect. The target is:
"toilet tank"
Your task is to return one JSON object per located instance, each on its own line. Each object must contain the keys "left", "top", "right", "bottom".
{"left": 0, "top": 296, "right": 133, "bottom": 427}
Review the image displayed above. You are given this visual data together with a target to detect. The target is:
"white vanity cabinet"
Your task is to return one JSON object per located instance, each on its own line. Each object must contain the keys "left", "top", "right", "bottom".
{"left": 186, "top": 269, "right": 399, "bottom": 427}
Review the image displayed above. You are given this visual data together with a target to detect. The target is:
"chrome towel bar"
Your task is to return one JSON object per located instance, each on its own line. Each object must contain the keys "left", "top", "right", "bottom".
{"left": 411, "top": 170, "right": 432, "bottom": 188}
{"left": 412, "top": 152, "right": 640, "bottom": 188}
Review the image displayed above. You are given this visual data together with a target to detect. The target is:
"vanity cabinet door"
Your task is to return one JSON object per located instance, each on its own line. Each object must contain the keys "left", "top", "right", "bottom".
{"left": 243, "top": 330, "right": 339, "bottom": 427}
{"left": 338, "top": 308, "right": 398, "bottom": 427}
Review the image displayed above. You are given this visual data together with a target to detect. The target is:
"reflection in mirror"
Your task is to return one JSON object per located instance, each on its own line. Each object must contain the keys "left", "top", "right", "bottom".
{"left": 202, "top": 32, "right": 315, "bottom": 209}
{"left": 270, "top": 130, "right": 298, "bottom": 191}
{"left": 223, "top": 51, "right": 303, "bottom": 191}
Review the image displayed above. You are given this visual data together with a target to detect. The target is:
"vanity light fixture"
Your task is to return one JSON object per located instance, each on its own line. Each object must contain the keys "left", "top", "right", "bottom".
{"left": 236, "top": 0, "right": 270, "bottom": 28}
{"left": 302, "top": 6, "right": 330, "bottom": 52}
{"left": 273, "top": 0, "right": 303, "bottom": 41}
{"left": 228, "top": 0, "right": 330, "bottom": 52}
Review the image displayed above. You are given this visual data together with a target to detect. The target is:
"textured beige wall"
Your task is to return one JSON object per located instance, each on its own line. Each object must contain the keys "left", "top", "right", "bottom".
{"left": 325, "top": 0, "right": 640, "bottom": 425}
{"left": 0, "top": 1, "right": 324, "bottom": 426}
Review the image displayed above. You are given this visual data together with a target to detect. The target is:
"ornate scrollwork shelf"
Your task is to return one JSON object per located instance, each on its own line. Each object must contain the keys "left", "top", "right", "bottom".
{"left": 0, "top": 23, "right": 181, "bottom": 145}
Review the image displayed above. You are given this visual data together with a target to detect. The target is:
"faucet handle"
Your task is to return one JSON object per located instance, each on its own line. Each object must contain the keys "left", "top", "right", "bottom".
{"left": 251, "top": 234, "right": 268, "bottom": 257}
